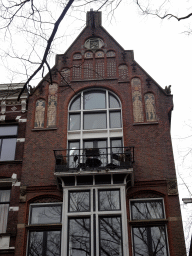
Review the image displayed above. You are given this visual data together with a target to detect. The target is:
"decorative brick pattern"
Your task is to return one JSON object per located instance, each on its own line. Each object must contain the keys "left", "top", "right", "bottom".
{"left": 96, "top": 59, "right": 104, "bottom": 79}
{"left": 84, "top": 60, "right": 93, "bottom": 79}
{"left": 61, "top": 68, "right": 70, "bottom": 85}
{"left": 84, "top": 51, "right": 93, "bottom": 59}
{"left": 34, "top": 99, "right": 45, "bottom": 128}
{"left": 144, "top": 93, "right": 157, "bottom": 122}
{"left": 47, "top": 83, "right": 58, "bottom": 128}
{"left": 131, "top": 78, "right": 144, "bottom": 122}
{"left": 107, "top": 59, "right": 116, "bottom": 77}
{"left": 118, "top": 65, "right": 128, "bottom": 80}
{"left": 95, "top": 51, "right": 104, "bottom": 58}
{"left": 72, "top": 61, "right": 82, "bottom": 79}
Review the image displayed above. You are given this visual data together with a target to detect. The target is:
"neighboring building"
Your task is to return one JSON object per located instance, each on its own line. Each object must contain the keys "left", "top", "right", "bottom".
{"left": 0, "top": 11, "right": 186, "bottom": 256}
{"left": 0, "top": 84, "right": 28, "bottom": 254}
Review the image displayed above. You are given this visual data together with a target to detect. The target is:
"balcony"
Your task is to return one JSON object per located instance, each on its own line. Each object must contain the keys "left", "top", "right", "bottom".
{"left": 54, "top": 146, "right": 134, "bottom": 173}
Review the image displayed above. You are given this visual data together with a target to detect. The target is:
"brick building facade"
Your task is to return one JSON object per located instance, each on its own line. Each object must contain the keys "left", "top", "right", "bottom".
{"left": 0, "top": 11, "right": 186, "bottom": 256}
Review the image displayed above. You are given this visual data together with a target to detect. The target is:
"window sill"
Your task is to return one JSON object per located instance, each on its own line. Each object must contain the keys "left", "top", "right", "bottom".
{"left": 118, "top": 80, "right": 130, "bottom": 83}
{"left": 0, "top": 160, "right": 22, "bottom": 164}
{"left": 32, "top": 128, "right": 57, "bottom": 131}
{"left": 133, "top": 122, "right": 159, "bottom": 126}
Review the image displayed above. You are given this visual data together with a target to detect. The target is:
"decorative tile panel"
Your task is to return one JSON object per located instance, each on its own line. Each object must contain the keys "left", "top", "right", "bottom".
{"left": 118, "top": 65, "right": 128, "bottom": 80}
{"left": 73, "top": 53, "right": 82, "bottom": 59}
{"left": 144, "top": 93, "right": 157, "bottom": 122}
{"left": 95, "top": 51, "right": 104, "bottom": 58}
{"left": 47, "top": 83, "right": 58, "bottom": 127}
{"left": 107, "top": 59, "right": 116, "bottom": 77}
{"left": 34, "top": 99, "right": 45, "bottom": 128}
{"left": 106, "top": 51, "right": 116, "bottom": 57}
{"left": 131, "top": 78, "right": 144, "bottom": 122}
{"left": 84, "top": 51, "right": 93, "bottom": 59}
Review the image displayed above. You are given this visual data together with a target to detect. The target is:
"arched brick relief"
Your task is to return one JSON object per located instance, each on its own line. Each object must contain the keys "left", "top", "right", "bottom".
{"left": 34, "top": 99, "right": 45, "bottom": 128}
{"left": 61, "top": 68, "right": 70, "bottom": 85}
{"left": 84, "top": 51, "right": 93, "bottom": 59}
{"left": 144, "top": 93, "right": 157, "bottom": 122}
{"left": 118, "top": 64, "right": 128, "bottom": 80}
{"left": 73, "top": 53, "right": 82, "bottom": 60}
{"left": 106, "top": 50, "right": 116, "bottom": 57}
{"left": 131, "top": 78, "right": 144, "bottom": 122}
{"left": 95, "top": 50, "right": 104, "bottom": 58}
{"left": 128, "top": 190, "right": 165, "bottom": 199}
{"left": 47, "top": 83, "right": 58, "bottom": 128}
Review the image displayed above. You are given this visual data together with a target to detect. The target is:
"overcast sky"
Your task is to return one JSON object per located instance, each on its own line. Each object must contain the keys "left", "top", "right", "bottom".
{"left": 1, "top": 0, "right": 192, "bottom": 252}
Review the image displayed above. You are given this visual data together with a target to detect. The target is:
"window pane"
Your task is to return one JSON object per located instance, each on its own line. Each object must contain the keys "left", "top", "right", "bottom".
{"left": 69, "top": 114, "right": 80, "bottom": 130}
{"left": 0, "top": 138, "right": 17, "bottom": 161}
{"left": 0, "top": 190, "right": 10, "bottom": 202}
{"left": 109, "top": 94, "right": 120, "bottom": 108}
{"left": 131, "top": 200, "right": 164, "bottom": 220}
{"left": 84, "top": 113, "right": 106, "bottom": 129}
{"left": 69, "top": 141, "right": 80, "bottom": 169}
{"left": 84, "top": 91, "right": 105, "bottom": 110}
{"left": 70, "top": 96, "right": 81, "bottom": 110}
{"left": 99, "top": 190, "right": 120, "bottom": 211}
{"left": 47, "top": 231, "right": 61, "bottom": 256}
{"left": 110, "top": 112, "right": 121, "bottom": 128}
{"left": 30, "top": 205, "right": 62, "bottom": 224}
{"left": 0, "top": 126, "right": 17, "bottom": 136}
{"left": 100, "top": 217, "right": 122, "bottom": 256}
{"left": 28, "top": 231, "right": 43, "bottom": 256}
{"left": 69, "top": 191, "right": 90, "bottom": 212}
{"left": 68, "top": 218, "right": 90, "bottom": 256}
{"left": 132, "top": 226, "right": 168, "bottom": 256}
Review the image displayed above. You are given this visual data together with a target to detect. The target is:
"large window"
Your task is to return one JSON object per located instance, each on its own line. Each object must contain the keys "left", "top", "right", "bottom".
{"left": 27, "top": 203, "right": 62, "bottom": 256}
{"left": 69, "top": 90, "right": 122, "bottom": 131}
{"left": 0, "top": 126, "right": 17, "bottom": 161}
{"left": 130, "top": 199, "right": 169, "bottom": 256}
{"left": 63, "top": 186, "right": 128, "bottom": 256}
{"left": 0, "top": 189, "right": 11, "bottom": 233}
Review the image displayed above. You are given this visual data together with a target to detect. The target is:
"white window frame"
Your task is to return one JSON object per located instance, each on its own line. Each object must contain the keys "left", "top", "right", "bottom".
{"left": 61, "top": 185, "right": 129, "bottom": 256}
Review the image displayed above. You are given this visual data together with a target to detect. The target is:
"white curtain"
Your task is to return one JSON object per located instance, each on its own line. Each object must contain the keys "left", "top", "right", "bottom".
{"left": 0, "top": 190, "right": 10, "bottom": 233}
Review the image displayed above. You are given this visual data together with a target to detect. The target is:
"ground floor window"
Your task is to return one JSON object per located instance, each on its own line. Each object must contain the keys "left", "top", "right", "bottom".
{"left": 0, "top": 189, "right": 10, "bottom": 233}
{"left": 27, "top": 203, "right": 62, "bottom": 256}
{"left": 63, "top": 186, "right": 128, "bottom": 256}
{"left": 130, "top": 199, "right": 169, "bottom": 256}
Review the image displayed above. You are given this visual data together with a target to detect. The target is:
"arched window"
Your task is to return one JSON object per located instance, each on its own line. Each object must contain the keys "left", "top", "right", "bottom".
{"left": 69, "top": 90, "right": 121, "bottom": 131}
{"left": 68, "top": 89, "right": 123, "bottom": 169}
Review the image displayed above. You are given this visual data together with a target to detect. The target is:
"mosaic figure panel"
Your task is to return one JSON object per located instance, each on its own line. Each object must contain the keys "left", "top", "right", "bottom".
{"left": 107, "top": 59, "right": 116, "bottom": 77}
{"left": 131, "top": 78, "right": 144, "bottom": 122}
{"left": 47, "top": 83, "right": 58, "bottom": 127}
{"left": 34, "top": 99, "right": 45, "bottom": 128}
{"left": 95, "top": 51, "right": 104, "bottom": 58}
{"left": 72, "top": 61, "right": 82, "bottom": 80}
{"left": 106, "top": 51, "right": 116, "bottom": 57}
{"left": 84, "top": 51, "right": 93, "bottom": 59}
{"left": 144, "top": 93, "right": 157, "bottom": 121}
{"left": 73, "top": 53, "right": 82, "bottom": 60}
{"left": 61, "top": 68, "right": 70, "bottom": 84}
{"left": 96, "top": 60, "right": 104, "bottom": 78}
{"left": 84, "top": 61, "right": 93, "bottom": 79}
{"left": 118, "top": 65, "right": 128, "bottom": 80}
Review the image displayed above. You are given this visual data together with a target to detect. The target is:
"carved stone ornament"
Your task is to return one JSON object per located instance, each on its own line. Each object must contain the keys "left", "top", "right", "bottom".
{"left": 84, "top": 38, "right": 104, "bottom": 50}
{"left": 167, "top": 179, "right": 178, "bottom": 195}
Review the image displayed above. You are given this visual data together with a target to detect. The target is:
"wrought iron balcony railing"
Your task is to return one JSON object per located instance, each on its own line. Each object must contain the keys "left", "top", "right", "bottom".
{"left": 54, "top": 146, "right": 134, "bottom": 172}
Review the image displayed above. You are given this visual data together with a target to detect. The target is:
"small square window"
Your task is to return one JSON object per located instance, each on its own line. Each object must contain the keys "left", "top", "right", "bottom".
{"left": 98, "top": 189, "right": 120, "bottom": 211}
{"left": 69, "top": 191, "right": 90, "bottom": 212}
